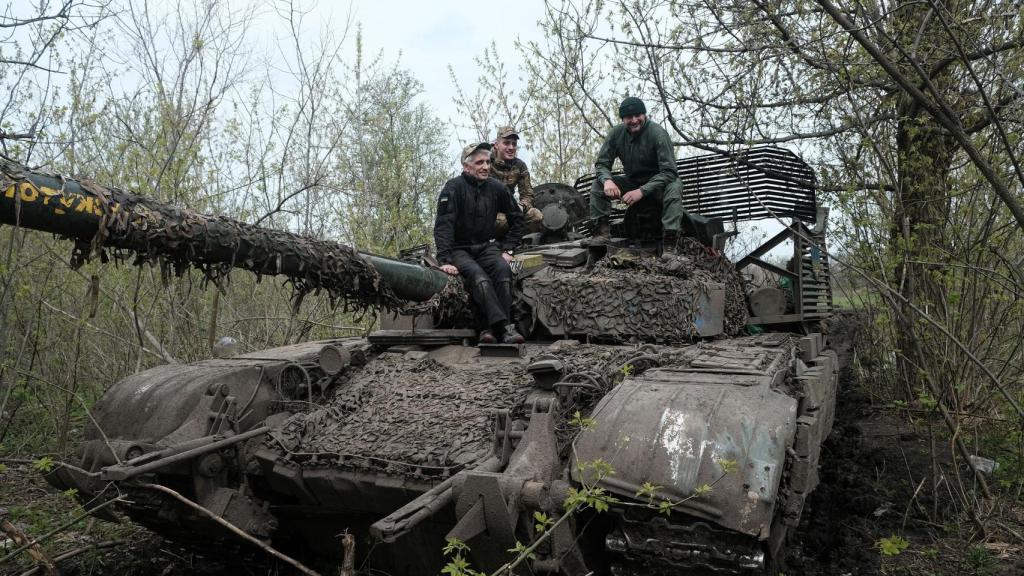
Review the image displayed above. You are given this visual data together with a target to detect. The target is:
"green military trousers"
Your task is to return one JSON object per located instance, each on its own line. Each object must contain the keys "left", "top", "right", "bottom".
{"left": 589, "top": 175, "right": 685, "bottom": 233}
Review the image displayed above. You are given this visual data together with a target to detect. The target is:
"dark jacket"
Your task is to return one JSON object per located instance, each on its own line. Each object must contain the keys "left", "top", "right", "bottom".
{"left": 594, "top": 119, "right": 678, "bottom": 196}
{"left": 434, "top": 173, "right": 524, "bottom": 264}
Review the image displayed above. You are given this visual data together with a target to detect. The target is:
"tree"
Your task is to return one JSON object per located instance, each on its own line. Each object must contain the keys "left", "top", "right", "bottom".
{"left": 333, "top": 31, "right": 450, "bottom": 255}
{"left": 0, "top": 0, "right": 112, "bottom": 156}
{"left": 450, "top": 37, "right": 605, "bottom": 184}
{"left": 0, "top": 0, "right": 454, "bottom": 459}
{"left": 535, "top": 0, "right": 1024, "bottom": 508}
{"left": 0, "top": 0, "right": 113, "bottom": 455}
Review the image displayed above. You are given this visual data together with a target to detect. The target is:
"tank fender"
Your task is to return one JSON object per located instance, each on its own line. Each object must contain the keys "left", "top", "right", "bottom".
{"left": 572, "top": 370, "right": 799, "bottom": 538}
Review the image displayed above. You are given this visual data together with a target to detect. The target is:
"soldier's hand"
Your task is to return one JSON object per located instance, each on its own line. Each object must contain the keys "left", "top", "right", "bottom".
{"left": 603, "top": 180, "right": 621, "bottom": 199}
{"left": 501, "top": 251, "right": 514, "bottom": 264}
{"left": 623, "top": 189, "right": 644, "bottom": 205}
{"left": 440, "top": 264, "right": 459, "bottom": 275}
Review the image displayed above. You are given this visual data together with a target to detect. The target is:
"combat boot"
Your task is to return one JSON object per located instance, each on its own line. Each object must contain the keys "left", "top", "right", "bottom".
{"left": 502, "top": 323, "right": 525, "bottom": 344}
{"left": 587, "top": 217, "right": 611, "bottom": 245}
{"left": 659, "top": 229, "right": 691, "bottom": 275}
{"left": 661, "top": 229, "right": 679, "bottom": 257}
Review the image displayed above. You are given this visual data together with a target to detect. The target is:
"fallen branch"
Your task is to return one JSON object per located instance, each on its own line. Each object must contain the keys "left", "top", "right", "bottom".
{"left": 18, "top": 540, "right": 122, "bottom": 576}
{"left": 0, "top": 515, "right": 55, "bottom": 576}
{"left": 0, "top": 497, "right": 124, "bottom": 567}
{"left": 138, "top": 483, "right": 320, "bottom": 576}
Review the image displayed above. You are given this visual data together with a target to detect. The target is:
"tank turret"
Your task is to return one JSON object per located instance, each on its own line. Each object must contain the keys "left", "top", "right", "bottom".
{"left": 2, "top": 148, "right": 838, "bottom": 575}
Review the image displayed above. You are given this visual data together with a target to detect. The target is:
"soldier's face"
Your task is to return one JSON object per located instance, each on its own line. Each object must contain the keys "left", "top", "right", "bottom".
{"left": 495, "top": 137, "right": 518, "bottom": 161}
{"left": 623, "top": 113, "right": 646, "bottom": 134}
{"left": 463, "top": 150, "right": 491, "bottom": 180}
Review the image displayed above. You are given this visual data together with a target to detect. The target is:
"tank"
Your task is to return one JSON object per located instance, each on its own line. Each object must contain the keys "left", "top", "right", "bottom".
{"left": 1, "top": 147, "right": 838, "bottom": 575}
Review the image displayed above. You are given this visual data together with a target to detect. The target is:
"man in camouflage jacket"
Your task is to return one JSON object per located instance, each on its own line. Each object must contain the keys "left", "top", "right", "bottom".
{"left": 491, "top": 126, "right": 543, "bottom": 234}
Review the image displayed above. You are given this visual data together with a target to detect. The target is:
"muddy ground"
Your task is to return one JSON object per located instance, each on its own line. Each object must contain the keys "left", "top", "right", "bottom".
{"left": 2, "top": 330, "right": 1023, "bottom": 575}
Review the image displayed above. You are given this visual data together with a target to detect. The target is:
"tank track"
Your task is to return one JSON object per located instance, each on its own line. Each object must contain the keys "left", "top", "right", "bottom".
{"left": 606, "top": 513, "right": 766, "bottom": 575}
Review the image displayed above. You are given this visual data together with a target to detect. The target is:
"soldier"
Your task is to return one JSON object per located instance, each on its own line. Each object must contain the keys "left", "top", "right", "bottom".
{"left": 491, "top": 126, "right": 543, "bottom": 234}
{"left": 589, "top": 97, "right": 688, "bottom": 255}
{"left": 434, "top": 142, "right": 526, "bottom": 344}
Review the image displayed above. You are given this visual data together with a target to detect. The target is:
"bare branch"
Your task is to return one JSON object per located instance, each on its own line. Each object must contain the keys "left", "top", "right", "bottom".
{"left": 815, "top": 0, "right": 1024, "bottom": 231}
{"left": 138, "top": 483, "right": 321, "bottom": 576}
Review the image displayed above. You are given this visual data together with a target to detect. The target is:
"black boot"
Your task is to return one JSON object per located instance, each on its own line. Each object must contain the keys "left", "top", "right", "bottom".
{"left": 662, "top": 229, "right": 679, "bottom": 257}
{"left": 495, "top": 280, "right": 514, "bottom": 318}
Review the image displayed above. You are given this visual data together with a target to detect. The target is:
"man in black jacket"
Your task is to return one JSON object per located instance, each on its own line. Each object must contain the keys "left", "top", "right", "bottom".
{"left": 434, "top": 142, "right": 525, "bottom": 344}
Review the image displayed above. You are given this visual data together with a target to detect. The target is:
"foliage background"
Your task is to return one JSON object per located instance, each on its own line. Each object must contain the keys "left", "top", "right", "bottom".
{"left": 0, "top": 0, "right": 1022, "bottom": 572}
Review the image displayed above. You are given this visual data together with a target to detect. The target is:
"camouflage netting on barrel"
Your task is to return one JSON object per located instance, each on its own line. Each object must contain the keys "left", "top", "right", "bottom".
{"left": 0, "top": 160, "right": 469, "bottom": 320}
{"left": 523, "top": 248, "right": 747, "bottom": 342}
{"left": 271, "top": 355, "right": 534, "bottom": 478}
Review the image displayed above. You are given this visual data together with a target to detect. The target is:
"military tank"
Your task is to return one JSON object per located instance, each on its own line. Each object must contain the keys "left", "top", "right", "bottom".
{"left": 0, "top": 147, "right": 837, "bottom": 575}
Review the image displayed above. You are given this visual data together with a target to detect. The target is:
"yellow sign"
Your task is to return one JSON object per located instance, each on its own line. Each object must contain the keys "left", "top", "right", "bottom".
{"left": 3, "top": 181, "right": 121, "bottom": 217}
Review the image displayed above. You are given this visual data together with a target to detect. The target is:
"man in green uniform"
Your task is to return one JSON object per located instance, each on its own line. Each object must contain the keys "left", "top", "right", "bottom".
{"left": 589, "top": 97, "right": 687, "bottom": 254}
{"left": 491, "top": 126, "right": 543, "bottom": 234}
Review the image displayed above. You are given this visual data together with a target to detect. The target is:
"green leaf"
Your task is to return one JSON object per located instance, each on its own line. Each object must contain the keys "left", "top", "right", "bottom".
{"left": 32, "top": 456, "right": 55, "bottom": 473}
{"left": 507, "top": 540, "right": 536, "bottom": 560}
{"left": 635, "top": 481, "right": 662, "bottom": 500}
{"left": 533, "top": 511, "right": 552, "bottom": 533}
{"left": 658, "top": 500, "right": 674, "bottom": 516}
{"left": 877, "top": 535, "right": 909, "bottom": 556}
{"left": 585, "top": 458, "right": 615, "bottom": 480}
{"left": 718, "top": 459, "right": 738, "bottom": 474}
{"left": 569, "top": 410, "right": 596, "bottom": 430}
{"left": 563, "top": 487, "right": 584, "bottom": 511}
{"left": 443, "top": 537, "right": 468, "bottom": 556}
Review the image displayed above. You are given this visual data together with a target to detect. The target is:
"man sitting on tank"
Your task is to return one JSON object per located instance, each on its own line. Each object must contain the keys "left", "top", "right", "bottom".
{"left": 491, "top": 125, "right": 543, "bottom": 235}
{"left": 434, "top": 142, "right": 526, "bottom": 344}
{"left": 589, "top": 96, "right": 689, "bottom": 255}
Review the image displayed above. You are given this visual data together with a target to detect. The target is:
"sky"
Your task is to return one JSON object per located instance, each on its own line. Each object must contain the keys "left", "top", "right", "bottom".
{"left": 288, "top": 0, "right": 548, "bottom": 145}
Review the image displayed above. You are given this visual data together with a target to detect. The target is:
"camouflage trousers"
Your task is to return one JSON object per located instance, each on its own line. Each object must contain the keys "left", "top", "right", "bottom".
{"left": 589, "top": 175, "right": 684, "bottom": 232}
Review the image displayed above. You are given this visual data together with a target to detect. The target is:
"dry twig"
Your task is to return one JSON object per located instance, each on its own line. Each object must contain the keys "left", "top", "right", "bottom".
{"left": 18, "top": 540, "right": 122, "bottom": 576}
{"left": 0, "top": 497, "right": 123, "bottom": 567}
{"left": 339, "top": 530, "right": 355, "bottom": 576}
{"left": 0, "top": 515, "right": 56, "bottom": 576}
{"left": 138, "top": 483, "right": 321, "bottom": 576}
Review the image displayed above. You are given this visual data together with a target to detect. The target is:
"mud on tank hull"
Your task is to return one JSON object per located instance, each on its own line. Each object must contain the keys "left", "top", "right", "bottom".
{"left": 49, "top": 329, "right": 838, "bottom": 575}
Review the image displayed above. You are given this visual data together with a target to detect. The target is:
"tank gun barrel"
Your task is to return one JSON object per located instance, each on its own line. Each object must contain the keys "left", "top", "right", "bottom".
{"left": 0, "top": 161, "right": 449, "bottom": 306}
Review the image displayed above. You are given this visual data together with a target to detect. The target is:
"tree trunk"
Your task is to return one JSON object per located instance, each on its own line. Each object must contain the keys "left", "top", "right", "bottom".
{"left": 891, "top": 1, "right": 957, "bottom": 402}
